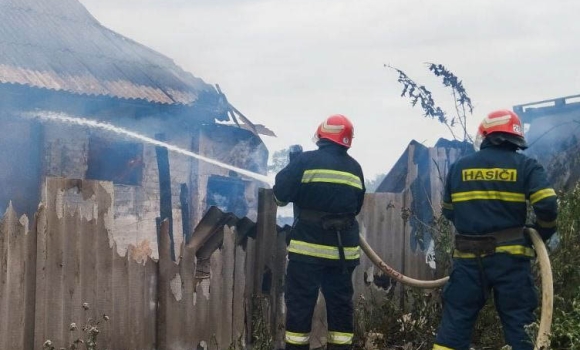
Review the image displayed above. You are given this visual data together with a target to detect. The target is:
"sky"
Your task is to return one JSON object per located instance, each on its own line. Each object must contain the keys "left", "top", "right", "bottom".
{"left": 79, "top": 0, "right": 580, "bottom": 180}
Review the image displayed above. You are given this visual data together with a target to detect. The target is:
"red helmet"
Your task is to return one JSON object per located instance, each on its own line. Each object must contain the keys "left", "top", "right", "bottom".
{"left": 313, "top": 114, "right": 354, "bottom": 148}
{"left": 474, "top": 109, "right": 527, "bottom": 150}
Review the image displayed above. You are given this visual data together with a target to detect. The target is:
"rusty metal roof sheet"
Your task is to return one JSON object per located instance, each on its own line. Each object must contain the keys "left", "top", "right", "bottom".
{"left": 0, "top": 0, "right": 214, "bottom": 105}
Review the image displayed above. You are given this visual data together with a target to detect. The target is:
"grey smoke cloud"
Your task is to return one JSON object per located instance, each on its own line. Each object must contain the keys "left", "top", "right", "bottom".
{"left": 79, "top": 0, "right": 580, "bottom": 177}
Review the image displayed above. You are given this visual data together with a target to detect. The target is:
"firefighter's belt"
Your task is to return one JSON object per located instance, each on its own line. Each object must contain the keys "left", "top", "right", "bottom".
{"left": 455, "top": 235, "right": 497, "bottom": 256}
{"left": 454, "top": 227, "right": 525, "bottom": 256}
{"left": 299, "top": 210, "right": 355, "bottom": 231}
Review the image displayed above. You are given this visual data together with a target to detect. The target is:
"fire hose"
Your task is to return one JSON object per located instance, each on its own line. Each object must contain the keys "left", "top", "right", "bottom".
{"left": 359, "top": 228, "right": 553, "bottom": 349}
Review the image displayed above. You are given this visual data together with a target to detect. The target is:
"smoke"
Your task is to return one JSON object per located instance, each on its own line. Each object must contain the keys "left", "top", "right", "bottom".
{"left": 524, "top": 110, "right": 580, "bottom": 159}
{"left": 0, "top": 112, "right": 43, "bottom": 216}
{"left": 21, "top": 111, "right": 273, "bottom": 186}
{"left": 521, "top": 106, "right": 580, "bottom": 190}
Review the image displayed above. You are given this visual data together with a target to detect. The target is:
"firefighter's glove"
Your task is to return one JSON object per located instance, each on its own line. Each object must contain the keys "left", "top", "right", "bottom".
{"left": 288, "top": 144, "right": 303, "bottom": 162}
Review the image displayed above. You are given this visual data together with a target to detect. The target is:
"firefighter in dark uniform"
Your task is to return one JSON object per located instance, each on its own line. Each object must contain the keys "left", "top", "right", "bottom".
{"left": 273, "top": 114, "right": 365, "bottom": 350}
{"left": 433, "top": 110, "right": 558, "bottom": 350}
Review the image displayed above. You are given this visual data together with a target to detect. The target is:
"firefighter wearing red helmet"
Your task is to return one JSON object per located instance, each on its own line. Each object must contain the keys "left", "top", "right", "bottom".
{"left": 273, "top": 114, "right": 365, "bottom": 350}
{"left": 312, "top": 114, "right": 355, "bottom": 148}
{"left": 473, "top": 109, "right": 528, "bottom": 151}
{"left": 433, "top": 110, "right": 558, "bottom": 350}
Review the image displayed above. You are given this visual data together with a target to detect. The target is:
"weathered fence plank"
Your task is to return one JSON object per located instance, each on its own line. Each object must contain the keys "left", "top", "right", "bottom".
{"left": 62, "top": 207, "right": 82, "bottom": 346}
{"left": 252, "top": 188, "right": 280, "bottom": 339}
{"left": 233, "top": 235, "right": 248, "bottom": 347}
{"left": 31, "top": 178, "right": 159, "bottom": 350}
{"left": 180, "top": 236, "right": 197, "bottom": 348}
{"left": 112, "top": 240, "right": 130, "bottom": 350}
{"left": 7, "top": 208, "right": 27, "bottom": 348}
{"left": 24, "top": 210, "right": 38, "bottom": 350}
{"left": 0, "top": 208, "right": 10, "bottom": 349}
{"left": 143, "top": 257, "right": 158, "bottom": 348}
{"left": 37, "top": 183, "right": 66, "bottom": 348}
{"left": 0, "top": 205, "right": 34, "bottom": 349}
{"left": 216, "top": 225, "right": 236, "bottom": 348}
{"left": 272, "top": 226, "right": 288, "bottom": 348}
{"left": 33, "top": 204, "right": 49, "bottom": 348}
{"left": 156, "top": 219, "right": 170, "bottom": 349}
{"left": 95, "top": 201, "right": 114, "bottom": 347}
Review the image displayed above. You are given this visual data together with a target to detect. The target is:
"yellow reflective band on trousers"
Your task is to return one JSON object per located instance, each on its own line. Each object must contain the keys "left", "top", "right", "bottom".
{"left": 328, "top": 331, "right": 353, "bottom": 345}
{"left": 530, "top": 188, "right": 557, "bottom": 204}
{"left": 301, "top": 169, "right": 363, "bottom": 189}
{"left": 285, "top": 331, "right": 310, "bottom": 345}
{"left": 451, "top": 190, "right": 525, "bottom": 203}
{"left": 442, "top": 201, "right": 453, "bottom": 210}
{"left": 433, "top": 344, "right": 455, "bottom": 350}
{"left": 453, "top": 245, "right": 535, "bottom": 258}
{"left": 288, "top": 240, "right": 360, "bottom": 260}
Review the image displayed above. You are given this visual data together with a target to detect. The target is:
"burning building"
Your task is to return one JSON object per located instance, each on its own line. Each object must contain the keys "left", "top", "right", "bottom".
{"left": 514, "top": 94, "right": 580, "bottom": 190}
{"left": 0, "top": 0, "right": 273, "bottom": 256}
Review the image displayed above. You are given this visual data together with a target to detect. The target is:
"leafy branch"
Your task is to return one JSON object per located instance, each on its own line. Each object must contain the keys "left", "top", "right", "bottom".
{"left": 428, "top": 63, "right": 474, "bottom": 142}
{"left": 387, "top": 63, "right": 474, "bottom": 143}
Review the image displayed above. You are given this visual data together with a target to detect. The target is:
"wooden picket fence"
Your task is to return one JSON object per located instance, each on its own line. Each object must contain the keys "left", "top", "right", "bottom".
{"left": 0, "top": 168, "right": 443, "bottom": 349}
{"left": 0, "top": 178, "right": 286, "bottom": 350}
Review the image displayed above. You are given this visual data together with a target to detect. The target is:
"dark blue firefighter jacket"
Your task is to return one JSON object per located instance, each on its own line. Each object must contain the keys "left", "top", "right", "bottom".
{"left": 273, "top": 141, "right": 366, "bottom": 266}
{"left": 442, "top": 141, "right": 558, "bottom": 242}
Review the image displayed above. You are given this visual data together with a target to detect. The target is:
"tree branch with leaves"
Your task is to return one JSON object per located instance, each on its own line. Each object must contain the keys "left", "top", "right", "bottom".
{"left": 387, "top": 63, "right": 474, "bottom": 143}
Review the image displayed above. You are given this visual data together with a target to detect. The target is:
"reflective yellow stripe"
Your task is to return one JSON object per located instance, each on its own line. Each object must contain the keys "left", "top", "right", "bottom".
{"left": 433, "top": 344, "right": 455, "bottom": 350}
{"left": 530, "top": 188, "right": 557, "bottom": 204}
{"left": 285, "top": 331, "right": 310, "bottom": 345}
{"left": 537, "top": 218, "right": 557, "bottom": 228}
{"left": 328, "top": 331, "right": 353, "bottom": 345}
{"left": 453, "top": 245, "right": 535, "bottom": 258}
{"left": 451, "top": 190, "right": 525, "bottom": 203}
{"left": 288, "top": 240, "right": 360, "bottom": 260}
{"left": 273, "top": 194, "right": 288, "bottom": 207}
{"left": 301, "top": 169, "right": 363, "bottom": 189}
{"left": 442, "top": 201, "right": 453, "bottom": 210}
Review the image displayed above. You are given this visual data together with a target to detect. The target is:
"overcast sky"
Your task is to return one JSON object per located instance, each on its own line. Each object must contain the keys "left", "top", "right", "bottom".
{"left": 80, "top": 0, "right": 580, "bottom": 179}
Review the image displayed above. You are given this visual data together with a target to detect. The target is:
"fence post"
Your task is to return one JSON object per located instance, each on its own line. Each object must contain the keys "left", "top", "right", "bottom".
{"left": 249, "top": 188, "right": 280, "bottom": 344}
{"left": 156, "top": 219, "right": 171, "bottom": 349}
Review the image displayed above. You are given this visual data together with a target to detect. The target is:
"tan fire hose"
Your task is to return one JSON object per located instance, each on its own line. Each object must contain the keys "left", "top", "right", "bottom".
{"left": 359, "top": 234, "right": 449, "bottom": 289}
{"left": 359, "top": 228, "right": 553, "bottom": 349}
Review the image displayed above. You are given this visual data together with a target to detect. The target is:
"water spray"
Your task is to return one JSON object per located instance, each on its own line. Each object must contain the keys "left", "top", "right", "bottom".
{"left": 22, "top": 111, "right": 273, "bottom": 186}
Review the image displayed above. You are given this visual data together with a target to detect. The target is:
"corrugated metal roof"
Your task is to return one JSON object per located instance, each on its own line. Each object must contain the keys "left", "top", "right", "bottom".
{"left": 0, "top": 0, "right": 214, "bottom": 105}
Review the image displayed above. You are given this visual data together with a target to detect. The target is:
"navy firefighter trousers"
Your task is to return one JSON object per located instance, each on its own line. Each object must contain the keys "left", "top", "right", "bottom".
{"left": 434, "top": 253, "right": 538, "bottom": 350}
{"left": 285, "top": 260, "right": 356, "bottom": 350}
